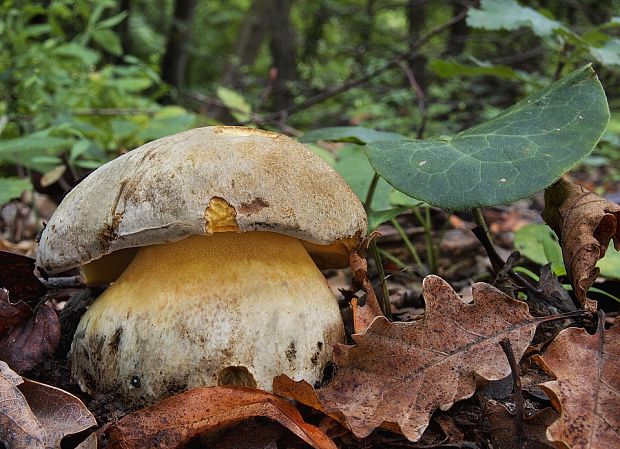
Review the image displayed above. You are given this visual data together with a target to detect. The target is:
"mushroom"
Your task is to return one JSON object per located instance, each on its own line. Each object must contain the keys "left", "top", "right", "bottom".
{"left": 37, "top": 126, "right": 367, "bottom": 406}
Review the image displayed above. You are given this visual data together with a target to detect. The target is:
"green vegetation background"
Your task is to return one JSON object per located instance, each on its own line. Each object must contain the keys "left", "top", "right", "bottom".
{"left": 1, "top": 0, "right": 619, "bottom": 202}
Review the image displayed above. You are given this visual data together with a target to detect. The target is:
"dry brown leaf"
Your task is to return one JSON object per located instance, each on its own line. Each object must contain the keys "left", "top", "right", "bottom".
{"left": 534, "top": 317, "right": 620, "bottom": 449}
{"left": 542, "top": 178, "right": 620, "bottom": 311}
{"left": 0, "top": 361, "right": 95, "bottom": 449}
{"left": 0, "top": 296, "right": 60, "bottom": 372}
{"left": 316, "top": 275, "right": 538, "bottom": 442}
{"left": 487, "top": 403, "right": 557, "bottom": 449}
{"left": 105, "top": 386, "right": 337, "bottom": 449}
{"left": 349, "top": 251, "right": 383, "bottom": 334}
{"left": 0, "top": 250, "right": 46, "bottom": 307}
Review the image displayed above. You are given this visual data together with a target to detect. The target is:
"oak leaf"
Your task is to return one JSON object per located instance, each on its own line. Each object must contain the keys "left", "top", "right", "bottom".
{"left": 0, "top": 361, "right": 96, "bottom": 449}
{"left": 104, "top": 386, "right": 337, "bottom": 449}
{"left": 315, "top": 275, "right": 538, "bottom": 442}
{"left": 534, "top": 317, "right": 620, "bottom": 449}
{"left": 542, "top": 178, "right": 620, "bottom": 311}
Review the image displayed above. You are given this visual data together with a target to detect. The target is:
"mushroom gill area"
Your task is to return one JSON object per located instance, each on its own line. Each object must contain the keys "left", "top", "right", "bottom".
{"left": 70, "top": 231, "right": 346, "bottom": 406}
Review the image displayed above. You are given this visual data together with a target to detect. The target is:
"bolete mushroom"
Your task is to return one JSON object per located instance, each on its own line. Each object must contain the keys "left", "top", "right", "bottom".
{"left": 37, "top": 126, "right": 366, "bottom": 406}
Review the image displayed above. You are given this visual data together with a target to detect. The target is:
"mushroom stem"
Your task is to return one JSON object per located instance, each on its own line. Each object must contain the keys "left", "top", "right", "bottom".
{"left": 71, "top": 232, "right": 345, "bottom": 406}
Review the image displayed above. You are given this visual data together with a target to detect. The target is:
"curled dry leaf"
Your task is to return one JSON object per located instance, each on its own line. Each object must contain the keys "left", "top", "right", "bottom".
{"left": 315, "top": 275, "right": 537, "bottom": 442}
{"left": 534, "top": 317, "right": 620, "bottom": 449}
{"left": 104, "top": 386, "right": 337, "bottom": 449}
{"left": 542, "top": 178, "right": 620, "bottom": 311}
{"left": 0, "top": 361, "right": 96, "bottom": 449}
{"left": 349, "top": 251, "right": 383, "bottom": 334}
{"left": 486, "top": 403, "right": 557, "bottom": 449}
{"left": 0, "top": 292, "right": 60, "bottom": 372}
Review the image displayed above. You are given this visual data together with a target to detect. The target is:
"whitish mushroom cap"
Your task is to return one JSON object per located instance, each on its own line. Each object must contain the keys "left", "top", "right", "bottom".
{"left": 37, "top": 126, "right": 367, "bottom": 274}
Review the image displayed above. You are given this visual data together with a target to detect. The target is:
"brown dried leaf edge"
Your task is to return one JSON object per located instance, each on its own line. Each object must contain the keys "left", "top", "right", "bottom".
{"left": 534, "top": 317, "right": 620, "bottom": 449}
{"left": 104, "top": 386, "right": 337, "bottom": 449}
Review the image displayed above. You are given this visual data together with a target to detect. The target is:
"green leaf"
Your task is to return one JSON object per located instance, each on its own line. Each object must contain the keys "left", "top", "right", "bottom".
{"left": 597, "top": 245, "right": 620, "bottom": 279}
{"left": 136, "top": 107, "right": 195, "bottom": 141}
{"left": 300, "top": 126, "right": 407, "bottom": 145}
{"left": 335, "top": 145, "right": 392, "bottom": 211}
{"left": 589, "top": 38, "right": 620, "bottom": 66}
{"left": 389, "top": 190, "right": 423, "bottom": 207}
{"left": 0, "top": 177, "right": 32, "bottom": 205}
{"left": 307, "top": 143, "right": 336, "bottom": 166}
{"left": 515, "top": 223, "right": 620, "bottom": 279}
{"left": 0, "top": 135, "right": 73, "bottom": 157}
{"left": 115, "top": 77, "right": 152, "bottom": 92}
{"left": 53, "top": 43, "right": 100, "bottom": 65}
{"left": 216, "top": 87, "right": 252, "bottom": 123}
{"left": 97, "top": 11, "right": 128, "bottom": 29}
{"left": 92, "top": 29, "right": 123, "bottom": 56}
{"left": 366, "top": 66, "right": 609, "bottom": 210}
{"left": 429, "top": 60, "right": 525, "bottom": 81}
{"left": 467, "top": 0, "right": 565, "bottom": 37}
{"left": 368, "top": 207, "right": 410, "bottom": 232}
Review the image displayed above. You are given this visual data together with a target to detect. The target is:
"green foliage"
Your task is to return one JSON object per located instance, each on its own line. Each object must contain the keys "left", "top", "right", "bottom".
{"left": 300, "top": 127, "right": 407, "bottom": 145}
{"left": 428, "top": 60, "right": 530, "bottom": 82}
{"left": 366, "top": 66, "right": 609, "bottom": 210}
{"left": 515, "top": 223, "right": 620, "bottom": 280}
{"left": 0, "top": 0, "right": 195, "bottom": 200}
{"left": 467, "top": 0, "right": 564, "bottom": 38}
{"left": 468, "top": 0, "right": 620, "bottom": 68}
{"left": 301, "top": 126, "right": 421, "bottom": 231}
{"left": 0, "top": 178, "right": 33, "bottom": 204}
{"left": 216, "top": 87, "right": 252, "bottom": 123}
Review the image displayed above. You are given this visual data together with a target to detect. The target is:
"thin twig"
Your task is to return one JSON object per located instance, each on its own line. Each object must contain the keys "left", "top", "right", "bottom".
{"left": 370, "top": 240, "right": 392, "bottom": 319}
{"left": 500, "top": 339, "right": 525, "bottom": 449}
{"left": 397, "top": 60, "right": 428, "bottom": 139}
{"left": 248, "top": 10, "right": 467, "bottom": 124}
{"left": 41, "top": 276, "right": 85, "bottom": 289}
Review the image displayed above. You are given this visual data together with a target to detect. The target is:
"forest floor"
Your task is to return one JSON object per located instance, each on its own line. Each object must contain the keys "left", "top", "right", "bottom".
{"left": 0, "top": 165, "right": 618, "bottom": 449}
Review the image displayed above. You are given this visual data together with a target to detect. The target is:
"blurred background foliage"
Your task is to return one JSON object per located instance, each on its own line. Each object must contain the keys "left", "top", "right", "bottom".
{"left": 1, "top": 0, "right": 619, "bottom": 204}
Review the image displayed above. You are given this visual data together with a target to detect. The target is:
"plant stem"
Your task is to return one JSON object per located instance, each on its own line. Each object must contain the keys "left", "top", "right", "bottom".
{"left": 412, "top": 207, "right": 436, "bottom": 273}
{"left": 472, "top": 207, "right": 504, "bottom": 273}
{"left": 472, "top": 208, "right": 543, "bottom": 297}
{"left": 370, "top": 240, "right": 392, "bottom": 319}
{"left": 390, "top": 218, "right": 424, "bottom": 272}
{"left": 378, "top": 247, "right": 409, "bottom": 270}
{"left": 365, "top": 173, "right": 380, "bottom": 211}
{"left": 500, "top": 340, "right": 525, "bottom": 447}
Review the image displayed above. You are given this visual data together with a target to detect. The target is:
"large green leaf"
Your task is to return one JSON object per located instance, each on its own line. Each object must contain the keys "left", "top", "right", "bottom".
{"left": 0, "top": 177, "right": 32, "bottom": 205}
{"left": 467, "top": 0, "right": 565, "bottom": 38}
{"left": 366, "top": 66, "right": 609, "bottom": 210}
{"left": 300, "top": 126, "right": 406, "bottom": 145}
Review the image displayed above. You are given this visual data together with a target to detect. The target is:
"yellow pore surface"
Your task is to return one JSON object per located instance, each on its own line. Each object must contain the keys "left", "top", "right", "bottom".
{"left": 83, "top": 231, "right": 337, "bottom": 330}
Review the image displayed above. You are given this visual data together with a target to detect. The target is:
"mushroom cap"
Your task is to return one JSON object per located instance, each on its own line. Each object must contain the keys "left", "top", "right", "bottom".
{"left": 37, "top": 126, "right": 367, "bottom": 274}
